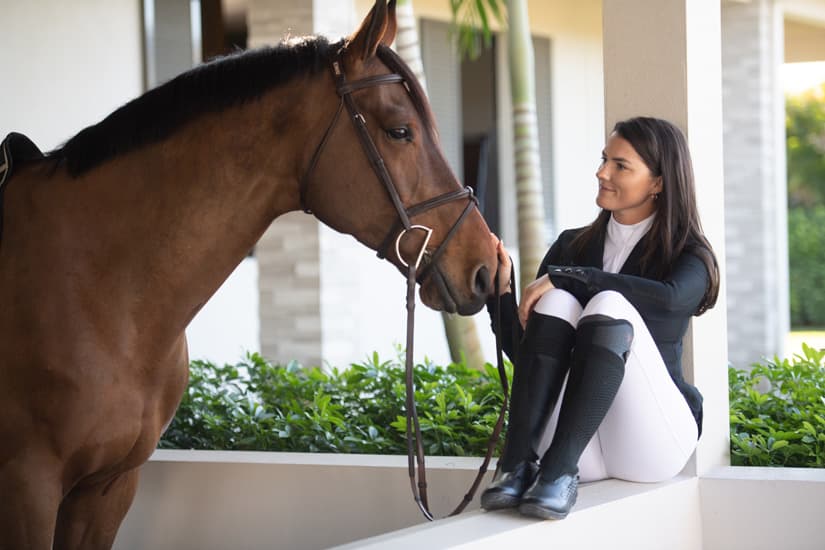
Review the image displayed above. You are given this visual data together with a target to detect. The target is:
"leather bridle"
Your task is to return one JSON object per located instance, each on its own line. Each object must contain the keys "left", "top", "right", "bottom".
{"left": 299, "top": 46, "right": 509, "bottom": 520}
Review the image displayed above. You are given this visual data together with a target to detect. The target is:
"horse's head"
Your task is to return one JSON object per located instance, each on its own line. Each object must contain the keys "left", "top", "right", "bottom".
{"left": 301, "top": 0, "right": 497, "bottom": 315}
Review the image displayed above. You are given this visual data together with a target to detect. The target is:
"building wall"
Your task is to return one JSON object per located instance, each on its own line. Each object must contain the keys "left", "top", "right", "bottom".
{"left": 144, "top": 0, "right": 200, "bottom": 87}
{"left": 721, "top": 0, "right": 789, "bottom": 367}
{"left": 0, "top": 0, "right": 258, "bottom": 367}
{"left": 0, "top": 0, "right": 143, "bottom": 150}
{"left": 785, "top": 18, "right": 825, "bottom": 61}
{"left": 248, "top": 1, "right": 341, "bottom": 367}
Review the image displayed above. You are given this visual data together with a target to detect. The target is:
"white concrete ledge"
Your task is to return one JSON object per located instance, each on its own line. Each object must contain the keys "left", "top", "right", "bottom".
{"left": 699, "top": 466, "right": 825, "bottom": 550}
{"left": 149, "top": 449, "right": 487, "bottom": 470}
{"left": 334, "top": 476, "right": 702, "bottom": 550}
{"left": 119, "top": 451, "right": 500, "bottom": 550}
{"left": 122, "top": 453, "right": 825, "bottom": 549}
{"left": 701, "top": 464, "right": 825, "bottom": 482}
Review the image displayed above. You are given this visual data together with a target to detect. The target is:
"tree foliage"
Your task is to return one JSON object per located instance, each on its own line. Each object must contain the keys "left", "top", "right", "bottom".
{"left": 786, "top": 84, "right": 825, "bottom": 208}
{"left": 448, "top": 0, "right": 506, "bottom": 60}
{"left": 786, "top": 84, "right": 825, "bottom": 326}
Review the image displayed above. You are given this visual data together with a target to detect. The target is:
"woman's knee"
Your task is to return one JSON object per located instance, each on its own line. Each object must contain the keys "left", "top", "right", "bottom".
{"left": 534, "top": 288, "right": 583, "bottom": 327}
{"left": 582, "top": 290, "right": 638, "bottom": 322}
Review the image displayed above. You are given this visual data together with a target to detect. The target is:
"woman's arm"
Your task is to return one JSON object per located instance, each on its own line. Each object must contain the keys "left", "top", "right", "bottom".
{"left": 486, "top": 234, "right": 569, "bottom": 360}
{"left": 547, "top": 251, "right": 709, "bottom": 317}
{"left": 487, "top": 290, "right": 520, "bottom": 361}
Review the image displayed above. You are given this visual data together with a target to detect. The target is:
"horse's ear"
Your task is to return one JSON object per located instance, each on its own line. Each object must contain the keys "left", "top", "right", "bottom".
{"left": 383, "top": 0, "right": 398, "bottom": 47}
{"left": 349, "top": 0, "right": 397, "bottom": 61}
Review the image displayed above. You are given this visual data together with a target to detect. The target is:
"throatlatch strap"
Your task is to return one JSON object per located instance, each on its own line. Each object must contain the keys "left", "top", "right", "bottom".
{"left": 299, "top": 99, "right": 345, "bottom": 213}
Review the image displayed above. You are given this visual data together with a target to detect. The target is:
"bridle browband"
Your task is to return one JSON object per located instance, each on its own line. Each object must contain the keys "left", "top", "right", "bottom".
{"left": 299, "top": 46, "right": 509, "bottom": 520}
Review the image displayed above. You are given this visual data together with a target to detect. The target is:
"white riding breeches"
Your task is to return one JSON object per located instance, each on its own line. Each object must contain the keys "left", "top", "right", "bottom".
{"left": 533, "top": 289, "right": 698, "bottom": 483}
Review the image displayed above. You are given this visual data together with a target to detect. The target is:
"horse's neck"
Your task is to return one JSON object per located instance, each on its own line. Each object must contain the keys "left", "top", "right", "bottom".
{"left": 79, "top": 90, "right": 313, "bottom": 342}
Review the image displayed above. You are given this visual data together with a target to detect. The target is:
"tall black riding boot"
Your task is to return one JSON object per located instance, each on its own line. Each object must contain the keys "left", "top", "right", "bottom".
{"left": 481, "top": 313, "right": 575, "bottom": 510}
{"left": 519, "top": 314, "right": 633, "bottom": 520}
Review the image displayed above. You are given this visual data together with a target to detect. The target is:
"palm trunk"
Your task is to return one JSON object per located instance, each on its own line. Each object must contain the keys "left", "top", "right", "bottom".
{"left": 395, "top": 0, "right": 485, "bottom": 369}
{"left": 506, "top": 0, "right": 546, "bottom": 292}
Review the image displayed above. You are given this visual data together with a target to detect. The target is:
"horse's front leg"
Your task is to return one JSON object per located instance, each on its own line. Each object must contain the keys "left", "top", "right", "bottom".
{"left": 0, "top": 454, "right": 63, "bottom": 550}
{"left": 54, "top": 468, "right": 141, "bottom": 550}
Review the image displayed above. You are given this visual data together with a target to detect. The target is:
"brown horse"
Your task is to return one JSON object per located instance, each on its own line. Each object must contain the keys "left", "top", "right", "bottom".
{"left": 0, "top": 1, "right": 497, "bottom": 548}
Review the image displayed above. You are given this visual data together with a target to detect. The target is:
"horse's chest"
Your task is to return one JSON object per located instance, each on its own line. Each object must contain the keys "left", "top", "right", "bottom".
{"left": 0, "top": 334, "right": 190, "bottom": 483}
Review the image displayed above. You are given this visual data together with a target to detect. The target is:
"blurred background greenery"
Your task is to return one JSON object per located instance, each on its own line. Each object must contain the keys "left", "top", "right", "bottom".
{"left": 785, "top": 76, "right": 825, "bottom": 352}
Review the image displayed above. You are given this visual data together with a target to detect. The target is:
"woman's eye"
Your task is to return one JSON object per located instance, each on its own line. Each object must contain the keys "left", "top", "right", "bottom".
{"left": 616, "top": 163, "right": 626, "bottom": 171}
{"left": 387, "top": 127, "right": 412, "bottom": 141}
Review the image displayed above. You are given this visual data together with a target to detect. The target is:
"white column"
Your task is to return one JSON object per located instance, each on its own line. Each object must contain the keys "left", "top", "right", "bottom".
{"left": 249, "top": 0, "right": 356, "bottom": 368}
{"left": 602, "top": 0, "right": 730, "bottom": 474}
{"left": 144, "top": 0, "right": 199, "bottom": 88}
{"left": 721, "top": 0, "right": 788, "bottom": 369}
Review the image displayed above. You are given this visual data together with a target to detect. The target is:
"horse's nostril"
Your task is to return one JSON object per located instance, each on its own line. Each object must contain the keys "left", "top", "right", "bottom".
{"left": 474, "top": 265, "right": 491, "bottom": 297}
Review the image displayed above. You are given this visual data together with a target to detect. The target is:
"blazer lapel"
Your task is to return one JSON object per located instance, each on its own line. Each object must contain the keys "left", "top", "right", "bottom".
{"left": 581, "top": 230, "right": 605, "bottom": 269}
{"left": 619, "top": 238, "right": 646, "bottom": 276}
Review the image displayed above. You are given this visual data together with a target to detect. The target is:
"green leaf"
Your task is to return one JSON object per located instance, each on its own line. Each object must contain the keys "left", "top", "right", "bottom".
{"left": 770, "top": 439, "right": 790, "bottom": 451}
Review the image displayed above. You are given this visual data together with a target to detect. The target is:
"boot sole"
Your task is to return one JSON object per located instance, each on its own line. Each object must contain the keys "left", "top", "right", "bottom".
{"left": 518, "top": 498, "right": 575, "bottom": 520}
{"left": 480, "top": 491, "right": 521, "bottom": 510}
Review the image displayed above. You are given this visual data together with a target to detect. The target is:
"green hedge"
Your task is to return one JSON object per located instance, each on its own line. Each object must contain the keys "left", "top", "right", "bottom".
{"left": 159, "top": 351, "right": 509, "bottom": 456}
{"left": 729, "top": 344, "right": 825, "bottom": 467}
{"left": 789, "top": 206, "right": 825, "bottom": 327}
{"left": 160, "top": 346, "right": 825, "bottom": 469}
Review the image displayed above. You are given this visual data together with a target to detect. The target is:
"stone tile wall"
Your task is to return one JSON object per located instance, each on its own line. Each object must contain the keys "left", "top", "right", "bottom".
{"left": 721, "top": 0, "right": 789, "bottom": 367}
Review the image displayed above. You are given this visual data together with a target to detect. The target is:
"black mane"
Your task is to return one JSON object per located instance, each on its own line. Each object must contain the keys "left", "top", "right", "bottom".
{"left": 52, "top": 36, "right": 343, "bottom": 176}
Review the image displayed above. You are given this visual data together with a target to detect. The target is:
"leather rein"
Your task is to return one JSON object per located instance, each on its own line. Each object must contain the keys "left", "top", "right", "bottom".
{"left": 299, "top": 47, "right": 510, "bottom": 520}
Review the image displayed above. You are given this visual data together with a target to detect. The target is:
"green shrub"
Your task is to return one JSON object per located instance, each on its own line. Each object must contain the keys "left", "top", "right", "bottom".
{"left": 159, "top": 351, "right": 510, "bottom": 456}
{"left": 786, "top": 84, "right": 825, "bottom": 209}
{"left": 162, "top": 344, "right": 825, "bottom": 467}
{"left": 789, "top": 206, "right": 825, "bottom": 327}
{"left": 729, "top": 343, "right": 825, "bottom": 467}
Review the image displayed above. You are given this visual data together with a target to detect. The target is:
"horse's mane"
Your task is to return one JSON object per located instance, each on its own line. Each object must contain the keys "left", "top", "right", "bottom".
{"left": 51, "top": 36, "right": 344, "bottom": 177}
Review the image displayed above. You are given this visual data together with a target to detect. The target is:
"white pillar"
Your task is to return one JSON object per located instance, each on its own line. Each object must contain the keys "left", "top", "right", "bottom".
{"left": 721, "top": 0, "right": 788, "bottom": 369}
{"left": 143, "top": 0, "right": 201, "bottom": 88}
{"left": 249, "top": 0, "right": 356, "bottom": 367}
{"left": 602, "top": 0, "right": 730, "bottom": 474}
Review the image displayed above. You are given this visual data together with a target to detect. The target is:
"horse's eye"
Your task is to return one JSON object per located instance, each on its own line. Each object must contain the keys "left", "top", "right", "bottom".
{"left": 387, "top": 127, "right": 412, "bottom": 141}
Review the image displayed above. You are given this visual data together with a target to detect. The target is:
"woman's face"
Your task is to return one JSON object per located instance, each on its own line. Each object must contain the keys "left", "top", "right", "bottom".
{"left": 595, "top": 133, "right": 662, "bottom": 224}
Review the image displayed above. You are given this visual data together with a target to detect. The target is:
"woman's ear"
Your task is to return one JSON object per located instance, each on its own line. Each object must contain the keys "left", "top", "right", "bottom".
{"left": 652, "top": 176, "right": 663, "bottom": 196}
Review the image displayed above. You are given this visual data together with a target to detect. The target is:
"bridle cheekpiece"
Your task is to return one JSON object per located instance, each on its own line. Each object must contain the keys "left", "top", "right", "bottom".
{"left": 298, "top": 45, "right": 507, "bottom": 521}
{"left": 298, "top": 46, "right": 478, "bottom": 282}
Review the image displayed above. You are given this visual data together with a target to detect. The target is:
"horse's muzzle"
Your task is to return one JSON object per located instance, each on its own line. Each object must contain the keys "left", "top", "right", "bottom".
{"left": 422, "top": 264, "right": 489, "bottom": 315}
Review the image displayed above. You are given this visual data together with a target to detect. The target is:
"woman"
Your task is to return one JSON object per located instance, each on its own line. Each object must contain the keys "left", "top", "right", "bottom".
{"left": 482, "top": 116, "right": 719, "bottom": 520}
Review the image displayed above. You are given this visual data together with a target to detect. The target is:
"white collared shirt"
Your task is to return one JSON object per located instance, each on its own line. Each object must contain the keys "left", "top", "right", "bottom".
{"left": 602, "top": 213, "right": 655, "bottom": 274}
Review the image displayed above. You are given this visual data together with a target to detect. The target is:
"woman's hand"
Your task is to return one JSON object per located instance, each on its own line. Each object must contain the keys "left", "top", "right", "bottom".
{"left": 518, "top": 274, "right": 555, "bottom": 328}
{"left": 491, "top": 234, "right": 512, "bottom": 295}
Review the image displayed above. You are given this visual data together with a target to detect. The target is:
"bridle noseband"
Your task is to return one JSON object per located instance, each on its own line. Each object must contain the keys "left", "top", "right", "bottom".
{"left": 299, "top": 46, "right": 509, "bottom": 521}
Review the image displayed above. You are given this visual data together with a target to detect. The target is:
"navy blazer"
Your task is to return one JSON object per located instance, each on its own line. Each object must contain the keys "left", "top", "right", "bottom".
{"left": 488, "top": 227, "right": 709, "bottom": 436}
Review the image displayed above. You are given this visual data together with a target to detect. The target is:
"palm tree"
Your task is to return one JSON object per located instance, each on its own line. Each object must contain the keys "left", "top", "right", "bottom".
{"left": 451, "top": 0, "right": 547, "bottom": 291}
{"left": 394, "top": 0, "right": 486, "bottom": 369}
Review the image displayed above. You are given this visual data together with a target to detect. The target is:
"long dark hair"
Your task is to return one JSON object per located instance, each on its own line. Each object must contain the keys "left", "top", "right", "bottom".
{"left": 572, "top": 117, "right": 719, "bottom": 315}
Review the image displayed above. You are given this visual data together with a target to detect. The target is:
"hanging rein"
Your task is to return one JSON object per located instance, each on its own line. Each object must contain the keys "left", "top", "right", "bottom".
{"left": 299, "top": 46, "right": 510, "bottom": 520}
